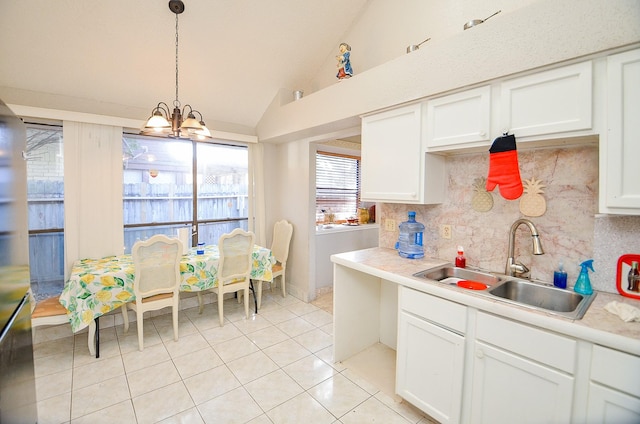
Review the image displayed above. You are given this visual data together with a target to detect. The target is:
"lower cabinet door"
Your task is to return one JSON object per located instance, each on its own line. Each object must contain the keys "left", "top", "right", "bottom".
{"left": 396, "top": 311, "right": 464, "bottom": 424}
{"left": 587, "top": 383, "right": 640, "bottom": 424}
{"left": 470, "top": 341, "right": 574, "bottom": 424}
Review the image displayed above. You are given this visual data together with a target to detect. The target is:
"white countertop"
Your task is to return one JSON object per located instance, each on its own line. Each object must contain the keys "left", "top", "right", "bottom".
{"left": 316, "top": 223, "right": 379, "bottom": 234}
{"left": 331, "top": 247, "right": 640, "bottom": 356}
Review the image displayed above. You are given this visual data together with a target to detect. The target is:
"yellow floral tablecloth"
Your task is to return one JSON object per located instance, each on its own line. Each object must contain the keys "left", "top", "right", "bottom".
{"left": 60, "top": 245, "right": 274, "bottom": 332}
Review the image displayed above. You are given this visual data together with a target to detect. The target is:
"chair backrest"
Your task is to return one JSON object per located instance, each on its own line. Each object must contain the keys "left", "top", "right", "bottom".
{"left": 271, "top": 219, "right": 293, "bottom": 265}
{"left": 218, "top": 228, "right": 254, "bottom": 285}
{"left": 132, "top": 235, "right": 182, "bottom": 299}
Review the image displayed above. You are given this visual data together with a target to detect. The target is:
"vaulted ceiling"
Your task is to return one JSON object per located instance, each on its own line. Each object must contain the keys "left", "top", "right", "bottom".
{"left": 0, "top": 0, "right": 368, "bottom": 133}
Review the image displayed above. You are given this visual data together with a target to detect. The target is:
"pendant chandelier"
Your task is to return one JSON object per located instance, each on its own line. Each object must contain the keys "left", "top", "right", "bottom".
{"left": 141, "top": 0, "right": 212, "bottom": 140}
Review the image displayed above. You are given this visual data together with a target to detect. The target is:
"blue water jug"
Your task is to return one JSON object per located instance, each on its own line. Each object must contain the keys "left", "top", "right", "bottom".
{"left": 397, "top": 211, "right": 425, "bottom": 259}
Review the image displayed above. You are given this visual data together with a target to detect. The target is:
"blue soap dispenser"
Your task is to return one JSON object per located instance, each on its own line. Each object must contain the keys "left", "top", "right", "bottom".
{"left": 553, "top": 261, "right": 567, "bottom": 289}
{"left": 574, "top": 259, "right": 595, "bottom": 295}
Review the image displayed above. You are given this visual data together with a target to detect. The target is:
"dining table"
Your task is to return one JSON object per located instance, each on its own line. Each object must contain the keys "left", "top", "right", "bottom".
{"left": 59, "top": 244, "right": 275, "bottom": 357}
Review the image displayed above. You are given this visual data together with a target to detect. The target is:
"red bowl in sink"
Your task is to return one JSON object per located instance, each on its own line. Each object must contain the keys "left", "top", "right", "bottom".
{"left": 457, "top": 280, "right": 488, "bottom": 290}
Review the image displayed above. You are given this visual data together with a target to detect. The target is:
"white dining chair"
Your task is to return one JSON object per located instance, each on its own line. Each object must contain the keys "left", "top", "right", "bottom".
{"left": 30, "top": 290, "right": 97, "bottom": 356}
{"left": 121, "top": 234, "right": 182, "bottom": 351}
{"left": 269, "top": 219, "right": 293, "bottom": 300}
{"left": 197, "top": 228, "right": 254, "bottom": 326}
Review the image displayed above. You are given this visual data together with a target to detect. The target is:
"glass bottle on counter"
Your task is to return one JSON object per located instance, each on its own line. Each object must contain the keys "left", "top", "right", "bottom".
{"left": 629, "top": 261, "right": 640, "bottom": 292}
{"left": 455, "top": 246, "right": 466, "bottom": 268}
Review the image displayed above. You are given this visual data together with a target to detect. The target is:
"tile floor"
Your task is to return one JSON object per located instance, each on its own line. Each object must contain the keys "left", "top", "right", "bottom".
{"left": 33, "top": 290, "right": 436, "bottom": 424}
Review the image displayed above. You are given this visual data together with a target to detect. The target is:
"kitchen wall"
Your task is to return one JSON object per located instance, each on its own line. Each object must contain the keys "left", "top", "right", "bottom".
{"left": 378, "top": 144, "right": 640, "bottom": 294}
{"left": 310, "top": 0, "right": 538, "bottom": 92}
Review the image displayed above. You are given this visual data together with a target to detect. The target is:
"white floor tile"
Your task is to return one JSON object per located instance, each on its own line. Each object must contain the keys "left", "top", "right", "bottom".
{"left": 227, "top": 351, "right": 280, "bottom": 385}
{"left": 72, "top": 354, "right": 125, "bottom": 390}
{"left": 293, "top": 328, "right": 333, "bottom": 353}
{"left": 121, "top": 343, "right": 171, "bottom": 374}
{"left": 197, "top": 387, "right": 263, "bottom": 424}
{"left": 213, "top": 334, "right": 260, "bottom": 362}
{"left": 282, "top": 355, "right": 336, "bottom": 390}
{"left": 34, "top": 350, "right": 73, "bottom": 378}
{"left": 37, "top": 391, "right": 71, "bottom": 424}
{"left": 131, "top": 381, "right": 195, "bottom": 424}
{"left": 126, "top": 360, "right": 182, "bottom": 398}
{"left": 308, "top": 374, "right": 371, "bottom": 418}
{"left": 173, "top": 346, "right": 223, "bottom": 379}
{"left": 244, "top": 369, "right": 304, "bottom": 411}
{"left": 339, "top": 397, "right": 412, "bottom": 424}
{"left": 183, "top": 364, "right": 241, "bottom": 405}
{"left": 35, "top": 368, "right": 72, "bottom": 402}
{"left": 246, "top": 325, "right": 290, "bottom": 349}
{"left": 163, "top": 331, "right": 210, "bottom": 359}
{"left": 267, "top": 392, "right": 336, "bottom": 424}
{"left": 262, "top": 339, "right": 311, "bottom": 368}
{"left": 70, "top": 375, "right": 131, "bottom": 419}
{"left": 70, "top": 399, "right": 137, "bottom": 424}
{"left": 31, "top": 290, "right": 406, "bottom": 424}
{"left": 278, "top": 317, "right": 316, "bottom": 338}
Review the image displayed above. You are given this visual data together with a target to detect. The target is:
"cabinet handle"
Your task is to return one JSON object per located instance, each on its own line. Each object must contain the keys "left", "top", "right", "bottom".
{"left": 479, "top": 131, "right": 486, "bottom": 137}
{"left": 476, "top": 348, "right": 484, "bottom": 359}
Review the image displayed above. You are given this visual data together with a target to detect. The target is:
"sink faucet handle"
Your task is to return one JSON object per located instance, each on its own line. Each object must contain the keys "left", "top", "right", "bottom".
{"left": 511, "top": 262, "right": 529, "bottom": 276}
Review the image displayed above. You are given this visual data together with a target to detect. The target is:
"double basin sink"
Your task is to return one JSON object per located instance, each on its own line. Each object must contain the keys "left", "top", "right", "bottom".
{"left": 413, "top": 265, "right": 596, "bottom": 320}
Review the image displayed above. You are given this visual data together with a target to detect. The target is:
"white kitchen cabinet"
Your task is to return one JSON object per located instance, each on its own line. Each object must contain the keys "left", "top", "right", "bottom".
{"left": 426, "top": 85, "right": 491, "bottom": 151}
{"left": 500, "top": 61, "right": 593, "bottom": 139}
{"left": 470, "top": 312, "right": 575, "bottom": 424}
{"left": 360, "top": 103, "right": 444, "bottom": 204}
{"left": 396, "top": 287, "right": 465, "bottom": 424}
{"left": 600, "top": 48, "right": 640, "bottom": 214}
{"left": 586, "top": 344, "right": 640, "bottom": 423}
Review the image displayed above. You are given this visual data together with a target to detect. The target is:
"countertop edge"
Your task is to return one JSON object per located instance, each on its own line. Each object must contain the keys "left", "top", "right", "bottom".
{"left": 331, "top": 247, "right": 640, "bottom": 356}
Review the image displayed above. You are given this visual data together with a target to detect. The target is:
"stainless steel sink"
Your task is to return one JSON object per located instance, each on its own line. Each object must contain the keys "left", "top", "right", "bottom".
{"left": 413, "top": 264, "right": 596, "bottom": 319}
{"left": 488, "top": 279, "right": 595, "bottom": 318}
{"left": 413, "top": 266, "right": 501, "bottom": 286}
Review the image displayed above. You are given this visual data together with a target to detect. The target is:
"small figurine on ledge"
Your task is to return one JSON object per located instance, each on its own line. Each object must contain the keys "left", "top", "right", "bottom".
{"left": 336, "top": 42, "right": 353, "bottom": 80}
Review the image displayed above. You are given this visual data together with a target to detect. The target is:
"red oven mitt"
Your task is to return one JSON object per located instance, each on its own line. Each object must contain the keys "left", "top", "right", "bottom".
{"left": 485, "top": 134, "right": 523, "bottom": 200}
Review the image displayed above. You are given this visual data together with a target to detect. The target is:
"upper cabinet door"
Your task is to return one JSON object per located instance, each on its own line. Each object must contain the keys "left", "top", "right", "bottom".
{"left": 601, "top": 49, "right": 640, "bottom": 213}
{"left": 500, "top": 61, "right": 593, "bottom": 138}
{"left": 426, "top": 85, "right": 491, "bottom": 151}
{"left": 361, "top": 103, "right": 444, "bottom": 204}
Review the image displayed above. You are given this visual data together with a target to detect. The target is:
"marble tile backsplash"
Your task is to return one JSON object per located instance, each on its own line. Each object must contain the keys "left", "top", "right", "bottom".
{"left": 378, "top": 145, "right": 640, "bottom": 294}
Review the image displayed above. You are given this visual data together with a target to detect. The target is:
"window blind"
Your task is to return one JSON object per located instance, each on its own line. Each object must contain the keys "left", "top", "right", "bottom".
{"left": 316, "top": 151, "right": 360, "bottom": 219}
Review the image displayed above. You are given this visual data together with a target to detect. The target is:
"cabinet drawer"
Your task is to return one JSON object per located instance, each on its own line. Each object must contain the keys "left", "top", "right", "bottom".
{"left": 399, "top": 286, "right": 466, "bottom": 333}
{"left": 476, "top": 312, "right": 576, "bottom": 373}
{"left": 591, "top": 345, "right": 640, "bottom": 397}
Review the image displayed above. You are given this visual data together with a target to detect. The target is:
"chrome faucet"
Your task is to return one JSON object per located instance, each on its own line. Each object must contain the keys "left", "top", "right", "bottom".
{"left": 505, "top": 219, "right": 544, "bottom": 277}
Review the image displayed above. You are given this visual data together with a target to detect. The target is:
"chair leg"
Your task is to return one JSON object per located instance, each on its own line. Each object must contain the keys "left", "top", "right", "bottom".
{"left": 243, "top": 286, "right": 249, "bottom": 319}
{"left": 218, "top": 290, "right": 225, "bottom": 327}
{"left": 281, "top": 273, "right": 287, "bottom": 298}
{"left": 136, "top": 309, "right": 144, "bottom": 351}
{"left": 256, "top": 280, "right": 263, "bottom": 310}
{"left": 172, "top": 304, "right": 179, "bottom": 342}
{"left": 88, "top": 320, "right": 96, "bottom": 357}
{"left": 122, "top": 304, "right": 129, "bottom": 332}
{"left": 197, "top": 292, "right": 204, "bottom": 314}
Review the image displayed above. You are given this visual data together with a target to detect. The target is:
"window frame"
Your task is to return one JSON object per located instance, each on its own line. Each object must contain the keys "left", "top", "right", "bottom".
{"left": 315, "top": 150, "right": 361, "bottom": 223}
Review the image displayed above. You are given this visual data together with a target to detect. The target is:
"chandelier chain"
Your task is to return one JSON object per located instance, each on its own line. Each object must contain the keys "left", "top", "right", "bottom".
{"left": 174, "top": 12, "right": 180, "bottom": 107}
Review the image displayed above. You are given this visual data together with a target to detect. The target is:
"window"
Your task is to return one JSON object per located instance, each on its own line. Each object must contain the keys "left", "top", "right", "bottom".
{"left": 122, "top": 134, "right": 248, "bottom": 252}
{"left": 25, "top": 124, "right": 65, "bottom": 300}
{"left": 315, "top": 151, "right": 360, "bottom": 222}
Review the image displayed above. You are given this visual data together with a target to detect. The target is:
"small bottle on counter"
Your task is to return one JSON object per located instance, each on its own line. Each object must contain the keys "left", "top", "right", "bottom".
{"left": 629, "top": 261, "right": 640, "bottom": 292}
{"left": 455, "top": 246, "right": 466, "bottom": 268}
{"left": 553, "top": 261, "right": 567, "bottom": 289}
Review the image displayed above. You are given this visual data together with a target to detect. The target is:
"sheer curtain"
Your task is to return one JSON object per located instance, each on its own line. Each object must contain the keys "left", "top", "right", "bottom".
{"left": 248, "top": 143, "right": 266, "bottom": 246}
{"left": 63, "top": 121, "right": 124, "bottom": 279}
